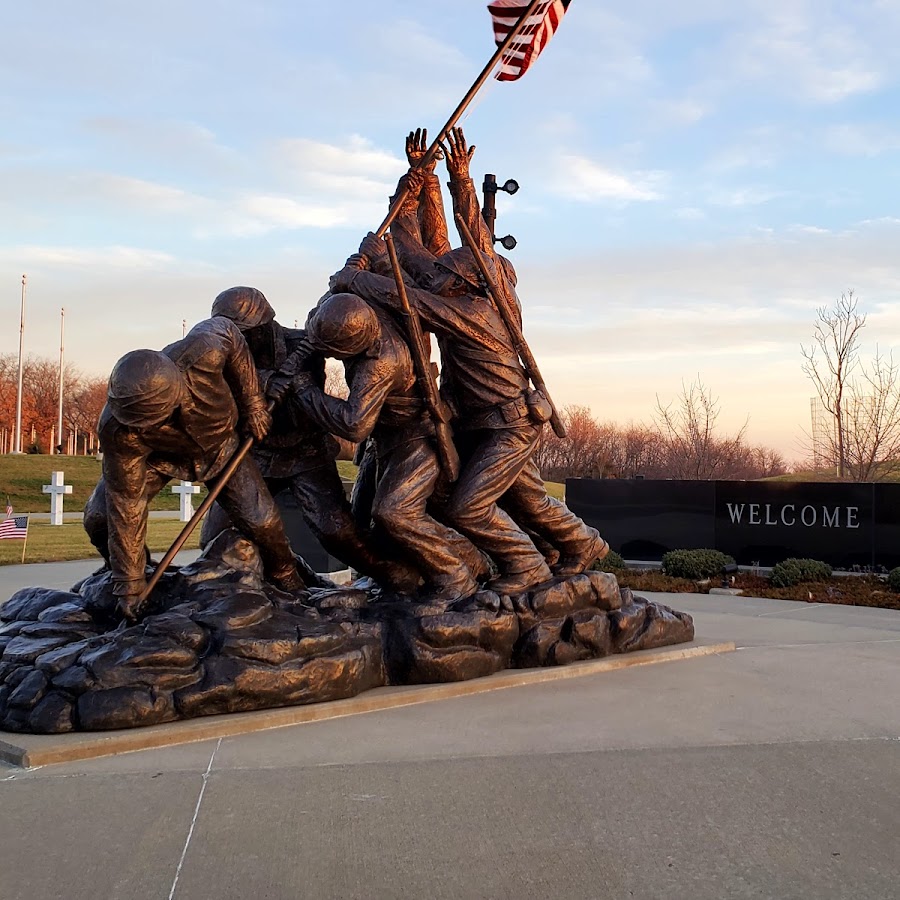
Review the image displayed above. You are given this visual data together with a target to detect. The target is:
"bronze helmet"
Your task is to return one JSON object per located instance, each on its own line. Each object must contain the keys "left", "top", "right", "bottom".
{"left": 307, "top": 293, "right": 379, "bottom": 358}
{"left": 107, "top": 349, "right": 184, "bottom": 427}
{"left": 211, "top": 286, "right": 276, "bottom": 331}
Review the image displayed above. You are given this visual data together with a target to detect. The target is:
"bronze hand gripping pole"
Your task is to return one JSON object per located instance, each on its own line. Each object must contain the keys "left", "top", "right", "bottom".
{"left": 374, "top": 0, "right": 547, "bottom": 239}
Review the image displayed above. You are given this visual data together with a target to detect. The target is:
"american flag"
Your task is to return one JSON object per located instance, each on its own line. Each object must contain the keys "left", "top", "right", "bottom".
{"left": 0, "top": 515, "right": 29, "bottom": 541}
{"left": 488, "top": 0, "right": 571, "bottom": 82}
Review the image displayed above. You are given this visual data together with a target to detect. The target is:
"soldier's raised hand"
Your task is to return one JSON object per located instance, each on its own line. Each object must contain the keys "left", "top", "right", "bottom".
{"left": 116, "top": 581, "right": 149, "bottom": 622}
{"left": 359, "top": 232, "right": 386, "bottom": 261}
{"left": 398, "top": 165, "right": 426, "bottom": 203}
{"left": 330, "top": 265, "right": 358, "bottom": 293}
{"left": 405, "top": 127, "right": 443, "bottom": 173}
{"left": 442, "top": 127, "right": 475, "bottom": 180}
{"left": 266, "top": 374, "right": 293, "bottom": 404}
{"left": 244, "top": 405, "right": 272, "bottom": 442}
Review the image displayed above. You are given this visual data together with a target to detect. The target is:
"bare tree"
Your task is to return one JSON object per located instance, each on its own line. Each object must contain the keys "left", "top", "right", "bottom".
{"left": 838, "top": 350, "right": 900, "bottom": 481}
{"left": 654, "top": 378, "right": 748, "bottom": 479}
{"left": 323, "top": 360, "right": 355, "bottom": 460}
{"left": 67, "top": 376, "right": 109, "bottom": 453}
{"left": 534, "top": 405, "right": 619, "bottom": 481}
{"left": 801, "top": 291, "right": 866, "bottom": 478}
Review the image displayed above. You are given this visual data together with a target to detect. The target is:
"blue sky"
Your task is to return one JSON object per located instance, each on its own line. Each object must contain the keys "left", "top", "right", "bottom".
{"left": 2, "top": 0, "right": 900, "bottom": 458}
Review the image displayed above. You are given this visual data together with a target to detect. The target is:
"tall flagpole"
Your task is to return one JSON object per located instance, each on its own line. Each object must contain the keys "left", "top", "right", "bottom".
{"left": 14, "top": 274, "right": 26, "bottom": 454}
{"left": 374, "top": 0, "right": 546, "bottom": 238}
{"left": 57, "top": 307, "right": 65, "bottom": 454}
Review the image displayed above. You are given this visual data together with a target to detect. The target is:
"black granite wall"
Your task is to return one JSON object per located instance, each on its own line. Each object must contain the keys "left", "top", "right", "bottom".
{"left": 566, "top": 479, "right": 900, "bottom": 569}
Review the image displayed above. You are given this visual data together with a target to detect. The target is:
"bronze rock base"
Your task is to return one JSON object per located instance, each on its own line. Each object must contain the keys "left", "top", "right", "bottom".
{"left": 0, "top": 531, "right": 694, "bottom": 734}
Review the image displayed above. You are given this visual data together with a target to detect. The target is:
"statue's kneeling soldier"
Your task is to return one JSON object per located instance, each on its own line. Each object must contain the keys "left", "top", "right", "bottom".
{"left": 84, "top": 316, "right": 304, "bottom": 620}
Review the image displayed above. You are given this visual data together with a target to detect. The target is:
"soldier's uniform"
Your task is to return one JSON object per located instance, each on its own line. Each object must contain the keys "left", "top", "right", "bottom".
{"left": 83, "top": 318, "right": 302, "bottom": 618}
{"left": 198, "top": 287, "right": 419, "bottom": 591}
{"left": 296, "top": 293, "right": 483, "bottom": 600}
{"left": 332, "top": 161, "right": 606, "bottom": 594}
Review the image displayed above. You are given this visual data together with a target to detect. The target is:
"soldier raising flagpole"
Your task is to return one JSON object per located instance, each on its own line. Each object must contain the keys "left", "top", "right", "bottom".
{"left": 374, "top": 0, "right": 571, "bottom": 239}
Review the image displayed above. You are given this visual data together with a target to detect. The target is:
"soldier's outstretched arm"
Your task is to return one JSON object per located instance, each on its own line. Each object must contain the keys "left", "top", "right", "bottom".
{"left": 218, "top": 319, "right": 271, "bottom": 441}
{"left": 406, "top": 127, "right": 452, "bottom": 257}
{"left": 386, "top": 164, "right": 441, "bottom": 286}
{"left": 331, "top": 246, "right": 467, "bottom": 342}
{"left": 443, "top": 127, "right": 495, "bottom": 259}
{"left": 293, "top": 362, "right": 395, "bottom": 445}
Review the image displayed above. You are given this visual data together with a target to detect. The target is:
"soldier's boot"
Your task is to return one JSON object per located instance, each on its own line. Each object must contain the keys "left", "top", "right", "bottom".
{"left": 552, "top": 528, "right": 609, "bottom": 578}
{"left": 457, "top": 544, "right": 493, "bottom": 584}
{"left": 427, "top": 569, "right": 480, "bottom": 602}
{"left": 489, "top": 558, "right": 554, "bottom": 597}
{"left": 270, "top": 563, "right": 308, "bottom": 594}
{"left": 368, "top": 559, "right": 422, "bottom": 595}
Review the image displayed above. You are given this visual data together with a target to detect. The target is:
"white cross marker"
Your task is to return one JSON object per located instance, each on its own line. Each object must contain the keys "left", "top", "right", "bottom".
{"left": 42, "top": 470, "right": 73, "bottom": 526}
{"left": 172, "top": 480, "right": 201, "bottom": 522}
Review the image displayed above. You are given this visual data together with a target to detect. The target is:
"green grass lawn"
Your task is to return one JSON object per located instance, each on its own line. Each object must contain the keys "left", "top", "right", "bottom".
{"left": 0, "top": 519, "right": 201, "bottom": 566}
{"left": 0, "top": 453, "right": 565, "bottom": 566}
{"left": 0, "top": 454, "right": 209, "bottom": 512}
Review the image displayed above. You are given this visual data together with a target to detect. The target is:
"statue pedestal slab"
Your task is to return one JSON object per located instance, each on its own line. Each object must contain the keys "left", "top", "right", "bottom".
{"left": 1, "top": 531, "right": 708, "bottom": 744}
{"left": 0, "top": 639, "right": 734, "bottom": 768}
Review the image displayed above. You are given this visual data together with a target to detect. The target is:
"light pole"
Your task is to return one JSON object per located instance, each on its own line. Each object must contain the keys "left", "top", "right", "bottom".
{"left": 482, "top": 174, "right": 519, "bottom": 251}
{"left": 13, "top": 274, "right": 26, "bottom": 454}
{"left": 57, "top": 307, "right": 65, "bottom": 453}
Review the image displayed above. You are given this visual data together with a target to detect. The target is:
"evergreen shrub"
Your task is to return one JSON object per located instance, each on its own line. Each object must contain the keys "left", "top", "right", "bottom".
{"left": 661, "top": 549, "right": 736, "bottom": 580}
{"left": 770, "top": 558, "right": 832, "bottom": 588}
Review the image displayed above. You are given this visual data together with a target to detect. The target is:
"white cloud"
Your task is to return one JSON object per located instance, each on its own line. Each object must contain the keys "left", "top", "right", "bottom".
{"left": 83, "top": 174, "right": 204, "bottom": 213}
{"left": 651, "top": 98, "right": 710, "bottom": 127}
{"left": 275, "top": 135, "right": 404, "bottom": 181}
{"left": 0, "top": 245, "right": 176, "bottom": 270}
{"left": 233, "top": 195, "right": 352, "bottom": 232}
{"left": 553, "top": 155, "right": 663, "bottom": 203}
{"left": 708, "top": 186, "right": 783, "bottom": 207}
{"left": 728, "top": 9, "right": 884, "bottom": 104}
{"left": 825, "top": 123, "right": 900, "bottom": 157}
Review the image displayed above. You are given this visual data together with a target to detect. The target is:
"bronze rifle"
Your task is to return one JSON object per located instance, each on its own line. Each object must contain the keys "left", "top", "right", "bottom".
{"left": 454, "top": 213, "right": 567, "bottom": 439}
{"left": 136, "top": 401, "right": 276, "bottom": 608}
{"left": 384, "top": 232, "right": 460, "bottom": 481}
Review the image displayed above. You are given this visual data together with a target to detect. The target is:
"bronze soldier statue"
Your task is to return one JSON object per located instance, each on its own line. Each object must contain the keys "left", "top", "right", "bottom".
{"left": 199, "top": 286, "right": 419, "bottom": 592}
{"left": 293, "top": 292, "right": 487, "bottom": 600}
{"left": 329, "top": 128, "right": 607, "bottom": 595}
{"left": 83, "top": 316, "right": 304, "bottom": 620}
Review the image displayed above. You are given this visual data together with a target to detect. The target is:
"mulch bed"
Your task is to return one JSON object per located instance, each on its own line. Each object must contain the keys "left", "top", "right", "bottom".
{"left": 610, "top": 570, "right": 900, "bottom": 612}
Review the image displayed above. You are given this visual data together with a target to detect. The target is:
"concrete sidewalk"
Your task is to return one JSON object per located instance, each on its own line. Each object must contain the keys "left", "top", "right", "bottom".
{"left": 1, "top": 572, "right": 898, "bottom": 899}
{"left": 0, "top": 551, "right": 201, "bottom": 597}
{"left": 24, "top": 509, "right": 182, "bottom": 522}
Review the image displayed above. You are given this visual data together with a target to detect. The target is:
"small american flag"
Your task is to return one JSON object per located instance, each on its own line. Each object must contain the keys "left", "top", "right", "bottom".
{"left": 0, "top": 515, "right": 29, "bottom": 540}
{"left": 5, "top": 499, "right": 12, "bottom": 518}
{"left": 488, "top": 0, "right": 571, "bottom": 82}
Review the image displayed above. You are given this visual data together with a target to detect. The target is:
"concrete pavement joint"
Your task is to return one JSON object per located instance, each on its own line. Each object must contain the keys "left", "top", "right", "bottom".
{"left": 754, "top": 603, "right": 825, "bottom": 618}
{"left": 735, "top": 638, "right": 900, "bottom": 651}
{"left": 283, "top": 734, "right": 900, "bottom": 770}
{"left": 167, "top": 737, "right": 221, "bottom": 900}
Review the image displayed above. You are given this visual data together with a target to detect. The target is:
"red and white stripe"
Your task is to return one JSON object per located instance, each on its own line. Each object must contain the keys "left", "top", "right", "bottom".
{"left": 488, "top": 0, "right": 571, "bottom": 82}
{"left": 0, "top": 515, "right": 28, "bottom": 540}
